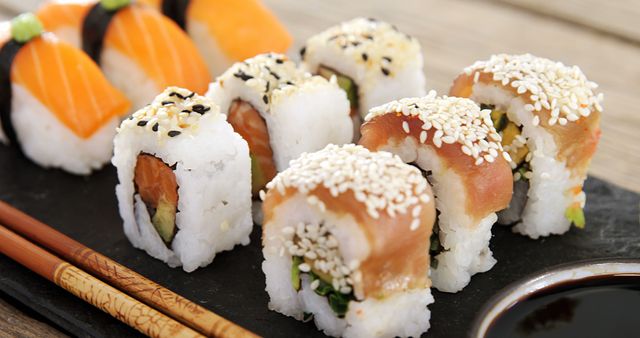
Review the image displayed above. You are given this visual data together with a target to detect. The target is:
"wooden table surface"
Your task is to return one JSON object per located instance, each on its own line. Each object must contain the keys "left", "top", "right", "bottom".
{"left": 1, "top": 0, "right": 639, "bottom": 336}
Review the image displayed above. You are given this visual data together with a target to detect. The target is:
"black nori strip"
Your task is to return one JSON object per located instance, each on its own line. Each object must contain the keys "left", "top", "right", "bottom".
{"left": 137, "top": 120, "right": 148, "bottom": 127}
{"left": 82, "top": 3, "right": 119, "bottom": 64}
{"left": 161, "top": 0, "right": 191, "bottom": 30}
{"left": 191, "top": 104, "right": 210, "bottom": 115}
{"left": 168, "top": 130, "right": 181, "bottom": 137}
{"left": 0, "top": 40, "right": 24, "bottom": 144}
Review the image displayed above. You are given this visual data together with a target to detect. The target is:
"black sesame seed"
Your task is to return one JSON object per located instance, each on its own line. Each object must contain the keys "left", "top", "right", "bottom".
{"left": 152, "top": 123, "right": 159, "bottom": 132}
{"left": 265, "top": 81, "right": 270, "bottom": 92}
{"left": 328, "top": 35, "right": 339, "bottom": 41}
{"left": 276, "top": 59, "right": 284, "bottom": 64}
{"left": 286, "top": 81, "right": 294, "bottom": 85}
{"left": 185, "top": 92, "right": 195, "bottom": 99}
{"left": 191, "top": 104, "right": 210, "bottom": 115}
{"left": 263, "top": 95, "right": 269, "bottom": 104}
{"left": 270, "top": 71, "right": 280, "bottom": 80}
{"left": 168, "top": 130, "right": 181, "bottom": 137}
{"left": 299, "top": 46, "right": 306, "bottom": 59}
{"left": 137, "top": 120, "right": 148, "bottom": 127}
{"left": 351, "top": 41, "right": 361, "bottom": 47}
{"left": 364, "top": 34, "right": 374, "bottom": 40}
{"left": 381, "top": 68, "right": 390, "bottom": 76}
{"left": 161, "top": 101, "right": 174, "bottom": 106}
{"left": 362, "top": 53, "right": 368, "bottom": 61}
{"left": 382, "top": 56, "right": 392, "bottom": 62}
{"left": 367, "top": 17, "right": 377, "bottom": 22}
{"left": 182, "top": 109, "right": 191, "bottom": 113}
{"left": 169, "top": 92, "right": 177, "bottom": 97}
{"left": 233, "top": 70, "right": 253, "bottom": 81}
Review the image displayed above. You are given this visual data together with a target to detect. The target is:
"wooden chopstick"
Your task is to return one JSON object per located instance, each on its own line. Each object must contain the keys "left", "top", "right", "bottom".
{"left": 0, "top": 201, "right": 258, "bottom": 338}
{"left": 0, "top": 224, "right": 204, "bottom": 338}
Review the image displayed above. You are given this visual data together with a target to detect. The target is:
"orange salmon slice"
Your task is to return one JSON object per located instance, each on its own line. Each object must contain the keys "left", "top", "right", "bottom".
{"left": 227, "top": 99, "right": 277, "bottom": 195}
{"left": 11, "top": 34, "right": 130, "bottom": 138}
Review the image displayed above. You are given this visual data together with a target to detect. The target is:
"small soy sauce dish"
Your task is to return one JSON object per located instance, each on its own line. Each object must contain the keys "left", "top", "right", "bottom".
{"left": 470, "top": 259, "right": 640, "bottom": 338}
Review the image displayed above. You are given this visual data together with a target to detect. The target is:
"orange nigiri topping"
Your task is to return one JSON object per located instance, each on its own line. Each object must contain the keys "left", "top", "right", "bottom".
{"left": 188, "top": 0, "right": 292, "bottom": 61}
{"left": 11, "top": 34, "right": 130, "bottom": 138}
{"left": 104, "top": 5, "right": 211, "bottom": 94}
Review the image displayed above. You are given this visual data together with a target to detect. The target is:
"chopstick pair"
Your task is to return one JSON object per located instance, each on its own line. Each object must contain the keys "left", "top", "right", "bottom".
{"left": 0, "top": 201, "right": 258, "bottom": 338}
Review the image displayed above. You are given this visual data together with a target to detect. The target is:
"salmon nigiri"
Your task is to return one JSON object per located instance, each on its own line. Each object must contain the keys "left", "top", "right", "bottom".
{"left": 137, "top": 0, "right": 292, "bottom": 76}
{"left": 37, "top": 0, "right": 211, "bottom": 110}
{"left": 0, "top": 13, "right": 130, "bottom": 174}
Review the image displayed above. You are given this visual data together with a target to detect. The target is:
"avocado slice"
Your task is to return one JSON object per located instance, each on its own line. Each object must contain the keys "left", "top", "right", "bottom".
{"left": 291, "top": 256, "right": 303, "bottom": 291}
{"left": 318, "top": 66, "right": 359, "bottom": 111}
{"left": 250, "top": 154, "right": 266, "bottom": 195}
{"left": 502, "top": 122, "right": 529, "bottom": 165}
{"left": 152, "top": 197, "right": 177, "bottom": 244}
{"left": 490, "top": 110, "right": 508, "bottom": 132}
{"left": 565, "top": 205, "right": 586, "bottom": 229}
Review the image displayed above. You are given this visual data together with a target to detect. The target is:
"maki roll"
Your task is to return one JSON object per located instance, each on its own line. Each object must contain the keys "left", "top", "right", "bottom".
{"left": 262, "top": 144, "right": 436, "bottom": 338}
{"left": 300, "top": 18, "right": 426, "bottom": 140}
{"left": 450, "top": 54, "right": 602, "bottom": 238}
{"left": 137, "top": 0, "right": 292, "bottom": 76}
{"left": 0, "top": 14, "right": 130, "bottom": 174}
{"left": 207, "top": 53, "right": 352, "bottom": 196}
{"left": 37, "top": 0, "right": 211, "bottom": 110}
{"left": 359, "top": 92, "right": 513, "bottom": 293}
{"left": 113, "top": 87, "right": 252, "bottom": 272}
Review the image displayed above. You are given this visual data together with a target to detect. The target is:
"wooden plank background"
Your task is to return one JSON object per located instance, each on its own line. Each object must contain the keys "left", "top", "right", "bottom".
{"left": 0, "top": 0, "right": 639, "bottom": 335}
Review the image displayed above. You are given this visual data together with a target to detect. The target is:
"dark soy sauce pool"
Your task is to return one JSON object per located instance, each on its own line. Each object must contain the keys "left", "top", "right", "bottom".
{"left": 486, "top": 276, "right": 640, "bottom": 338}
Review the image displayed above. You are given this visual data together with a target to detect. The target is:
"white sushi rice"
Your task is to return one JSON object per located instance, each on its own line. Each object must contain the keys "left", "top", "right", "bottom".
{"left": 113, "top": 110, "right": 252, "bottom": 272}
{"left": 6, "top": 84, "right": 118, "bottom": 175}
{"left": 379, "top": 139, "right": 497, "bottom": 293}
{"left": 207, "top": 62, "right": 352, "bottom": 171}
{"left": 470, "top": 83, "right": 579, "bottom": 238}
{"left": 263, "top": 192, "right": 433, "bottom": 338}
{"left": 102, "top": 48, "right": 160, "bottom": 112}
{"left": 187, "top": 20, "right": 232, "bottom": 77}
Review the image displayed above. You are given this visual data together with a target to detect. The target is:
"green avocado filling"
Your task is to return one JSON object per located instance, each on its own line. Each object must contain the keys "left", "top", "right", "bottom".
{"left": 429, "top": 225, "right": 445, "bottom": 269}
{"left": 250, "top": 154, "right": 265, "bottom": 194}
{"left": 318, "top": 66, "right": 359, "bottom": 113}
{"left": 291, "top": 256, "right": 355, "bottom": 318}
{"left": 151, "top": 198, "right": 177, "bottom": 244}
{"left": 481, "top": 104, "right": 531, "bottom": 181}
{"left": 565, "top": 205, "right": 586, "bottom": 229}
{"left": 10, "top": 13, "right": 43, "bottom": 43}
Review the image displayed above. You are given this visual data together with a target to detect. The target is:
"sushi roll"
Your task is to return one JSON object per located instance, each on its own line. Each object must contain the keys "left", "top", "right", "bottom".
{"left": 450, "top": 54, "right": 602, "bottom": 238}
{"left": 137, "top": 0, "right": 292, "bottom": 76}
{"left": 359, "top": 92, "right": 513, "bottom": 293}
{"left": 0, "top": 14, "right": 130, "bottom": 174}
{"left": 112, "top": 87, "right": 252, "bottom": 272}
{"left": 36, "top": 0, "right": 211, "bottom": 110}
{"left": 262, "top": 144, "right": 436, "bottom": 338}
{"left": 207, "top": 53, "right": 352, "bottom": 196}
{"left": 300, "top": 18, "right": 426, "bottom": 140}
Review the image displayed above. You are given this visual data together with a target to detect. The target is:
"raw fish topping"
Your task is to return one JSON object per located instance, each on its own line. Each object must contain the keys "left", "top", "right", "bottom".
{"left": 216, "top": 53, "right": 332, "bottom": 109}
{"left": 366, "top": 91, "right": 510, "bottom": 166}
{"left": 265, "top": 144, "right": 431, "bottom": 227}
{"left": 303, "top": 17, "right": 420, "bottom": 78}
{"left": 119, "top": 86, "right": 219, "bottom": 138}
{"left": 464, "top": 53, "right": 603, "bottom": 126}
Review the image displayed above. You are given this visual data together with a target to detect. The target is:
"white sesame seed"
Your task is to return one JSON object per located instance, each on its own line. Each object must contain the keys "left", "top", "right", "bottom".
{"left": 410, "top": 218, "right": 420, "bottom": 231}
{"left": 310, "top": 279, "right": 320, "bottom": 290}
{"left": 419, "top": 131, "right": 427, "bottom": 143}
{"left": 298, "top": 263, "right": 311, "bottom": 272}
{"left": 402, "top": 121, "right": 410, "bottom": 133}
{"left": 532, "top": 115, "right": 540, "bottom": 126}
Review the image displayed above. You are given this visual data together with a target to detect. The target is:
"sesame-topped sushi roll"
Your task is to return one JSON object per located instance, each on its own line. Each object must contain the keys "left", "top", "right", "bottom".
{"left": 300, "top": 18, "right": 426, "bottom": 140}
{"left": 207, "top": 53, "right": 352, "bottom": 196}
{"left": 0, "top": 14, "right": 130, "bottom": 174}
{"left": 450, "top": 54, "right": 602, "bottom": 238}
{"left": 359, "top": 92, "right": 513, "bottom": 293}
{"left": 113, "top": 87, "right": 252, "bottom": 272}
{"left": 262, "top": 144, "right": 436, "bottom": 338}
{"left": 37, "top": 0, "right": 211, "bottom": 110}
{"left": 136, "top": 0, "right": 292, "bottom": 76}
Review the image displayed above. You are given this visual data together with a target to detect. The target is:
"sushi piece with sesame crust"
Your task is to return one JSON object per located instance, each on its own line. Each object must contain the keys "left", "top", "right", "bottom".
{"left": 300, "top": 18, "right": 426, "bottom": 141}
{"left": 359, "top": 91, "right": 513, "bottom": 293}
{"left": 450, "top": 53, "right": 602, "bottom": 239}
{"left": 262, "top": 144, "right": 436, "bottom": 338}
{"left": 207, "top": 53, "right": 352, "bottom": 197}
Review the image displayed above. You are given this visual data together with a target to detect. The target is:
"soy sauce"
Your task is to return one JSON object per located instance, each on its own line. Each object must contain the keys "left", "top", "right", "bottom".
{"left": 486, "top": 276, "right": 640, "bottom": 338}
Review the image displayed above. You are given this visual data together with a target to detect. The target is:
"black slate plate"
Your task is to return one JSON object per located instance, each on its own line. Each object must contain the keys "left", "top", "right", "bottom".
{"left": 1, "top": 145, "right": 639, "bottom": 338}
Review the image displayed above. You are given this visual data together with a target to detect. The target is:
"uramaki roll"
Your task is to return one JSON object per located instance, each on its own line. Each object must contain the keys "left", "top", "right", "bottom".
{"left": 359, "top": 92, "right": 513, "bottom": 293}
{"left": 262, "top": 144, "right": 436, "bottom": 338}
{"left": 450, "top": 54, "right": 602, "bottom": 238}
